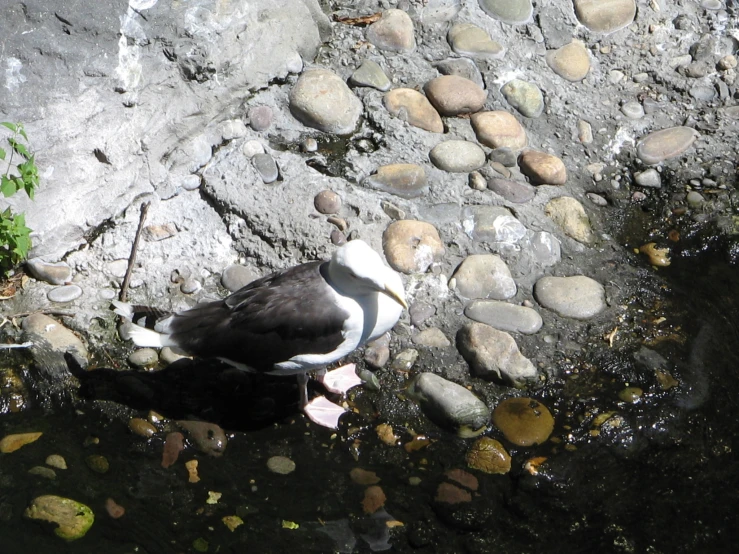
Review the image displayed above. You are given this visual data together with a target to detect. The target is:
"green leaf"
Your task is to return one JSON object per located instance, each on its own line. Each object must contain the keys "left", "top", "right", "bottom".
{"left": 1, "top": 122, "right": 17, "bottom": 132}
{"left": 18, "top": 126, "right": 28, "bottom": 141}
{"left": 0, "top": 147, "right": 5, "bottom": 161}
{"left": 1, "top": 176, "right": 17, "bottom": 197}
{"left": 9, "top": 139, "right": 30, "bottom": 158}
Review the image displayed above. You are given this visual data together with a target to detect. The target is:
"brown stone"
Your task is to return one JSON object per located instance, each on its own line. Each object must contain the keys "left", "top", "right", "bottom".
{"left": 383, "top": 88, "right": 443, "bottom": 133}
{"left": 383, "top": 220, "right": 445, "bottom": 274}
{"left": 471, "top": 111, "right": 527, "bottom": 150}
{"left": 465, "top": 437, "right": 511, "bottom": 474}
{"left": 424, "top": 75, "right": 487, "bottom": 116}
{"left": 573, "top": 0, "right": 636, "bottom": 34}
{"left": 545, "top": 40, "right": 590, "bottom": 81}
{"left": 492, "top": 397, "right": 554, "bottom": 446}
{"left": 636, "top": 126, "right": 700, "bottom": 165}
{"left": 518, "top": 150, "right": 567, "bottom": 185}
{"left": 366, "top": 9, "right": 415, "bottom": 52}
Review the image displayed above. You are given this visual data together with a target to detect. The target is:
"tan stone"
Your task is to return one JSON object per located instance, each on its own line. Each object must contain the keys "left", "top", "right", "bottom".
{"left": 466, "top": 437, "right": 511, "bottom": 474}
{"left": 492, "top": 397, "right": 554, "bottom": 446}
{"left": 424, "top": 75, "right": 487, "bottom": 116}
{"left": 573, "top": 0, "right": 636, "bottom": 34}
{"left": 0, "top": 432, "right": 43, "bottom": 453}
{"left": 545, "top": 196, "right": 595, "bottom": 244}
{"left": 636, "top": 126, "right": 700, "bottom": 165}
{"left": 383, "top": 88, "right": 443, "bottom": 133}
{"left": 367, "top": 9, "right": 415, "bottom": 52}
{"left": 518, "top": 150, "right": 567, "bottom": 185}
{"left": 383, "top": 220, "right": 445, "bottom": 274}
{"left": 470, "top": 111, "right": 527, "bottom": 150}
{"left": 447, "top": 23, "right": 504, "bottom": 58}
{"left": 545, "top": 40, "right": 590, "bottom": 82}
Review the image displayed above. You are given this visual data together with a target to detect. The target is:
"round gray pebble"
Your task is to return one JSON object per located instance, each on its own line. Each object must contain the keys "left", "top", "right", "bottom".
{"left": 47, "top": 285, "right": 83, "bottom": 303}
{"left": 314, "top": 190, "right": 342, "bottom": 214}
{"left": 180, "top": 278, "right": 202, "bottom": 294}
{"left": 248, "top": 105, "right": 273, "bottom": 131}
{"left": 129, "top": 348, "right": 159, "bottom": 368}
{"left": 221, "top": 265, "right": 257, "bottom": 292}
{"left": 253, "top": 153, "right": 279, "bottom": 183}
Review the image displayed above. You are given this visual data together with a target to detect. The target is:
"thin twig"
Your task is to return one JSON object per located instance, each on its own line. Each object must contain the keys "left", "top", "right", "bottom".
{"left": 119, "top": 201, "right": 150, "bottom": 303}
{"left": 7, "top": 309, "right": 76, "bottom": 318}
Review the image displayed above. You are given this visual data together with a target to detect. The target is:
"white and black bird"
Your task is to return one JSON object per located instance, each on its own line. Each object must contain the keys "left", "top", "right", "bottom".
{"left": 112, "top": 240, "right": 407, "bottom": 428}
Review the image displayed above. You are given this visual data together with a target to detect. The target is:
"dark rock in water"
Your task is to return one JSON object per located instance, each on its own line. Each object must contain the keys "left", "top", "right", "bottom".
{"left": 176, "top": 420, "right": 227, "bottom": 457}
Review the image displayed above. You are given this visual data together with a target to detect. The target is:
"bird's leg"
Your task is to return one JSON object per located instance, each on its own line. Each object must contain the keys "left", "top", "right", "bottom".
{"left": 315, "top": 363, "right": 363, "bottom": 395}
{"left": 298, "top": 371, "right": 349, "bottom": 430}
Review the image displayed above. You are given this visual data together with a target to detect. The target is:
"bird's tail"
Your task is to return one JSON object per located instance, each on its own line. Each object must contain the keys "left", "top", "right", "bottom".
{"left": 112, "top": 300, "right": 177, "bottom": 348}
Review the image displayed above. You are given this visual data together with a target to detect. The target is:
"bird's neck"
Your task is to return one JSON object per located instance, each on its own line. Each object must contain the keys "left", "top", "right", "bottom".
{"left": 323, "top": 261, "right": 369, "bottom": 298}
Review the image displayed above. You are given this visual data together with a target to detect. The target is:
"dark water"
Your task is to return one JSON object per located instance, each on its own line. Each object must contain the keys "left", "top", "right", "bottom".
{"left": 2, "top": 250, "right": 739, "bottom": 553}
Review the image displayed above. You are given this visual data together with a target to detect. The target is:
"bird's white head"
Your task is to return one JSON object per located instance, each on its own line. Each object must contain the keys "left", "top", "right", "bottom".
{"left": 330, "top": 240, "right": 408, "bottom": 309}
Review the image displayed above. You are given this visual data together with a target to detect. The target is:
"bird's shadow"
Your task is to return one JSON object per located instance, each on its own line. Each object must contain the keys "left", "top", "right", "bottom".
{"left": 64, "top": 353, "right": 311, "bottom": 431}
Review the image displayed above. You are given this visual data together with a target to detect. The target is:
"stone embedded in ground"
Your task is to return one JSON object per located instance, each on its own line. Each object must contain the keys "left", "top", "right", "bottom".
{"left": 527, "top": 231, "right": 562, "bottom": 267}
{"left": 248, "top": 105, "right": 273, "bottom": 131}
{"left": 383, "top": 88, "right": 444, "bottom": 133}
{"left": 451, "top": 254, "right": 516, "bottom": 300}
{"left": 349, "top": 60, "right": 391, "bottom": 91}
{"left": 636, "top": 126, "right": 700, "bottom": 165}
{"left": 24, "top": 495, "right": 95, "bottom": 540}
{"left": 466, "top": 437, "right": 511, "bottom": 474}
{"left": 47, "top": 285, "right": 83, "bottom": 303}
{"left": 492, "top": 397, "right": 554, "bottom": 446}
{"left": 252, "top": 153, "right": 279, "bottom": 183}
{"left": 267, "top": 455, "right": 296, "bottom": 475}
{"left": 365, "top": 164, "right": 428, "bottom": 198}
{"left": 435, "top": 482, "right": 472, "bottom": 504}
{"left": 456, "top": 322, "right": 537, "bottom": 386}
{"left": 545, "top": 40, "right": 590, "bottom": 81}
{"left": 501, "top": 79, "right": 544, "bottom": 118}
{"left": 25, "top": 259, "right": 72, "bottom": 285}
{"left": 545, "top": 196, "right": 596, "bottom": 244}
{"left": 518, "top": 150, "right": 567, "bottom": 185}
{"left": 22, "top": 313, "right": 88, "bottom": 373}
{"left": 366, "top": 9, "right": 415, "bottom": 52}
{"left": 621, "top": 101, "right": 645, "bottom": 119}
{"left": 429, "top": 140, "right": 486, "bottom": 173}
{"left": 314, "top": 190, "right": 342, "bottom": 214}
{"left": 383, "top": 220, "right": 445, "bottom": 274}
{"left": 464, "top": 300, "right": 543, "bottom": 335}
{"left": 407, "top": 372, "right": 490, "bottom": 438}
{"left": 221, "top": 265, "right": 257, "bottom": 292}
{"left": 486, "top": 177, "right": 536, "bottom": 203}
{"left": 413, "top": 327, "right": 451, "bottom": 348}
{"left": 534, "top": 275, "right": 606, "bottom": 319}
{"left": 447, "top": 23, "right": 504, "bottom": 58}
{"left": 462, "top": 206, "right": 528, "bottom": 243}
{"left": 478, "top": 0, "right": 533, "bottom": 25}
{"left": 424, "top": 75, "right": 487, "bottom": 116}
{"left": 289, "top": 69, "right": 363, "bottom": 135}
{"left": 433, "top": 58, "right": 485, "bottom": 89}
{"left": 471, "top": 111, "right": 527, "bottom": 150}
{"left": 0, "top": 432, "right": 43, "bottom": 454}
{"left": 177, "top": 421, "right": 227, "bottom": 457}
{"left": 573, "top": 0, "right": 636, "bottom": 34}
{"left": 488, "top": 147, "right": 518, "bottom": 167}
{"left": 634, "top": 168, "right": 662, "bottom": 188}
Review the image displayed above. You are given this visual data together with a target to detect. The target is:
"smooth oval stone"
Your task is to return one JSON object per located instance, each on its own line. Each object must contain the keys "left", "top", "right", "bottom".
{"left": 466, "top": 437, "right": 511, "bottom": 474}
{"left": 471, "top": 111, "right": 527, "bottom": 150}
{"left": 478, "top": 0, "right": 533, "bottom": 24}
{"left": 289, "top": 69, "right": 363, "bottom": 135}
{"left": 573, "top": 0, "right": 636, "bottom": 34}
{"left": 488, "top": 147, "right": 518, "bottom": 167}
{"left": 47, "top": 284, "right": 82, "bottom": 303}
{"left": 528, "top": 231, "right": 561, "bottom": 267}
{"left": 129, "top": 417, "right": 157, "bottom": 438}
{"left": 545, "top": 40, "right": 590, "bottom": 82}
{"left": 430, "top": 140, "right": 486, "bottom": 172}
{"left": 314, "top": 189, "right": 342, "bottom": 214}
{"left": 492, "top": 397, "right": 554, "bottom": 446}
{"left": 267, "top": 455, "right": 296, "bottom": 475}
{"left": 545, "top": 196, "right": 595, "bottom": 244}
{"left": 447, "top": 22, "right": 504, "bottom": 58}
{"left": 424, "top": 75, "right": 487, "bottom": 116}
{"left": 636, "top": 126, "right": 700, "bottom": 165}
{"left": 486, "top": 177, "right": 535, "bottom": 203}
{"left": 349, "top": 60, "right": 391, "bottom": 91}
{"left": 366, "top": 9, "right": 415, "bottom": 52}
{"left": 383, "top": 220, "right": 445, "bottom": 274}
{"left": 26, "top": 259, "right": 72, "bottom": 285}
{"left": 365, "top": 164, "right": 428, "bottom": 198}
{"left": 464, "top": 300, "right": 543, "bottom": 334}
{"left": 534, "top": 275, "right": 606, "bottom": 319}
{"left": 634, "top": 168, "right": 661, "bottom": 188}
{"left": 456, "top": 322, "right": 537, "bottom": 386}
{"left": 462, "top": 206, "right": 527, "bottom": 243}
{"left": 518, "top": 150, "right": 567, "bottom": 185}
{"left": 0, "top": 432, "right": 43, "bottom": 453}
{"left": 242, "top": 139, "right": 265, "bottom": 158}
{"left": 24, "top": 495, "right": 95, "bottom": 540}
{"left": 248, "top": 105, "right": 273, "bottom": 131}
{"left": 177, "top": 420, "right": 227, "bottom": 457}
{"left": 252, "top": 153, "right": 278, "bottom": 183}
{"left": 413, "top": 327, "right": 451, "bottom": 348}
{"left": 501, "top": 79, "right": 544, "bottom": 118}
{"left": 128, "top": 348, "right": 159, "bottom": 368}
{"left": 407, "top": 372, "right": 490, "bottom": 438}
{"left": 433, "top": 57, "right": 485, "bottom": 89}
{"left": 383, "top": 88, "right": 444, "bottom": 133}
{"left": 621, "top": 101, "right": 645, "bottom": 119}
{"left": 221, "top": 264, "right": 257, "bottom": 292}
{"left": 451, "top": 254, "right": 516, "bottom": 300}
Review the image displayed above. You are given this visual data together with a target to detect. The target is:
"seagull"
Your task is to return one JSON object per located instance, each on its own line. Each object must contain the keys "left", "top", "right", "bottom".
{"left": 112, "top": 240, "right": 407, "bottom": 428}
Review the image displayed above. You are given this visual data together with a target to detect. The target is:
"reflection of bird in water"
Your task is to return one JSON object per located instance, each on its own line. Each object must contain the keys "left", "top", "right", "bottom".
{"left": 112, "top": 240, "right": 407, "bottom": 428}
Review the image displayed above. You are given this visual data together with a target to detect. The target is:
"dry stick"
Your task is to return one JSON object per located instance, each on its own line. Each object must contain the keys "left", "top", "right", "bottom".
{"left": 119, "top": 202, "right": 151, "bottom": 303}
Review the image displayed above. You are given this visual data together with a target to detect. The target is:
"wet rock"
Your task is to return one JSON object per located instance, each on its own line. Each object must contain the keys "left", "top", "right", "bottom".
{"left": 462, "top": 206, "right": 527, "bottom": 244}
{"left": 466, "top": 437, "right": 511, "bottom": 474}
{"left": 162, "top": 432, "right": 185, "bottom": 469}
{"left": 46, "top": 454, "right": 67, "bottom": 470}
{"left": 413, "top": 327, "right": 451, "bottom": 348}
{"left": 383, "top": 220, "right": 445, "bottom": 274}
{"left": 366, "top": 9, "right": 415, "bottom": 52}
{"left": 47, "top": 284, "right": 83, "bottom": 303}
{"left": 365, "top": 343, "right": 390, "bottom": 369}
{"left": 407, "top": 372, "right": 490, "bottom": 437}
{"left": 21, "top": 313, "right": 88, "bottom": 382}
{"left": 471, "top": 111, "right": 527, "bottom": 150}
{"left": 105, "top": 498, "right": 125, "bottom": 519}
{"left": 639, "top": 243, "right": 671, "bottom": 267}
{"left": 545, "top": 196, "right": 595, "bottom": 244}
{"left": 85, "top": 454, "right": 110, "bottom": 474}
{"left": 450, "top": 254, "right": 516, "bottom": 300}
{"left": 478, "top": 0, "right": 533, "bottom": 25}
{"left": 447, "top": 23, "right": 504, "bottom": 58}
{"left": 314, "top": 190, "right": 342, "bottom": 214}
{"left": 518, "top": 150, "right": 567, "bottom": 185}
{"left": 636, "top": 127, "right": 700, "bottom": 165}
{"left": 128, "top": 348, "right": 159, "bottom": 368}
{"left": 445, "top": 468, "right": 479, "bottom": 491}
{"left": 349, "top": 60, "right": 391, "bottom": 91}
{"left": 501, "top": 79, "right": 544, "bottom": 118}
{"left": 573, "top": 0, "right": 636, "bottom": 34}
{"left": 26, "top": 258, "right": 72, "bottom": 285}
{"left": 436, "top": 482, "right": 472, "bottom": 504}
{"left": 545, "top": 40, "right": 590, "bottom": 81}
{"left": 464, "top": 300, "right": 543, "bottom": 335}
{"left": 433, "top": 58, "right": 485, "bottom": 89}
{"left": 267, "top": 455, "right": 296, "bottom": 475}
{"left": 424, "top": 75, "right": 487, "bottom": 117}
{"left": 301, "top": 137, "right": 318, "bottom": 153}
{"left": 430, "top": 140, "right": 486, "bottom": 173}
{"left": 486, "top": 177, "right": 536, "bottom": 203}
{"left": 0, "top": 431, "right": 43, "bottom": 453}
{"left": 350, "top": 467, "right": 381, "bottom": 485}
{"left": 177, "top": 420, "right": 227, "bottom": 457}
{"left": 252, "top": 153, "right": 279, "bottom": 184}
{"left": 534, "top": 275, "right": 606, "bottom": 319}
{"left": 29, "top": 466, "right": 57, "bottom": 480}
{"left": 457, "top": 322, "right": 537, "bottom": 386}
{"left": 687, "top": 191, "right": 705, "bottom": 208}
{"left": 634, "top": 168, "right": 661, "bottom": 188}
{"left": 383, "top": 88, "right": 444, "bottom": 133}
{"left": 365, "top": 164, "right": 428, "bottom": 198}
{"left": 248, "top": 105, "right": 273, "bottom": 132}
{"left": 24, "top": 495, "right": 94, "bottom": 540}
{"left": 491, "top": 397, "right": 554, "bottom": 446}
{"left": 128, "top": 417, "right": 157, "bottom": 438}
{"left": 362, "top": 485, "right": 387, "bottom": 514}
{"left": 221, "top": 265, "right": 257, "bottom": 292}
{"left": 391, "top": 348, "right": 419, "bottom": 372}
{"left": 289, "top": 69, "right": 363, "bottom": 135}
{"left": 619, "top": 387, "right": 643, "bottom": 403}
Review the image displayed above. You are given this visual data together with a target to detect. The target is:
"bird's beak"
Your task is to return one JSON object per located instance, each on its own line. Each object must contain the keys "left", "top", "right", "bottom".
{"left": 382, "top": 282, "right": 408, "bottom": 310}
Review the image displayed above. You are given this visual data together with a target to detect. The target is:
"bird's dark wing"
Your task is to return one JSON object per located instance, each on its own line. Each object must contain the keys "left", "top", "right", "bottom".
{"left": 167, "top": 262, "right": 350, "bottom": 371}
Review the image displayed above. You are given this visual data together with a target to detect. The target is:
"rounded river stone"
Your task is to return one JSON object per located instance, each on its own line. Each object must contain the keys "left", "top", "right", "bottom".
{"left": 430, "top": 140, "right": 486, "bottom": 173}
{"left": 464, "top": 300, "right": 543, "bottom": 335}
{"left": 534, "top": 275, "right": 606, "bottom": 319}
{"left": 636, "top": 126, "right": 700, "bottom": 165}
{"left": 478, "top": 0, "right": 533, "bottom": 25}
{"left": 289, "top": 69, "right": 362, "bottom": 135}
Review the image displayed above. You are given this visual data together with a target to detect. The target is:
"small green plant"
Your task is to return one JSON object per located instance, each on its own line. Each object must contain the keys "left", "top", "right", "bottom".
{"left": 1, "top": 122, "right": 37, "bottom": 276}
